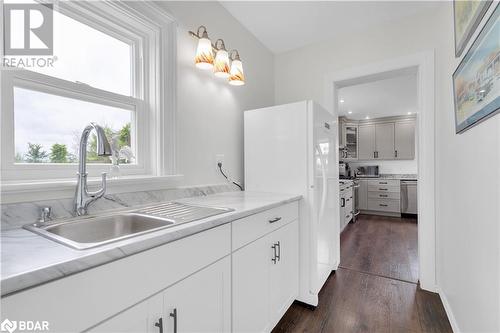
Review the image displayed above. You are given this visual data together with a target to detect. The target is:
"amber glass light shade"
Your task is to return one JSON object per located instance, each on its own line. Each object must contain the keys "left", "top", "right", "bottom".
{"left": 214, "top": 49, "right": 230, "bottom": 78}
{"left": 229, "top": 59, "right": 245, "bottom": 86}
{"left": 195, "top": 37, "right": 214, "bottom": 70}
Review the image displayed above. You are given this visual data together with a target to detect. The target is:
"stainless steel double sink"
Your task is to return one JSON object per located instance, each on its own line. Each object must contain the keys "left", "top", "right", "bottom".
{"left": 24, "top": 202, "right": 234, "bottom": 250}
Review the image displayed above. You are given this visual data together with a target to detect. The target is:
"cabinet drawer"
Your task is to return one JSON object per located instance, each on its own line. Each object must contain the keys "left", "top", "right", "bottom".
{"left": 368, "top": 191, "right": 400, "bottom": 200}
{"left": 232, "top": 202, "right": 299, "bottom": 250}
{"left": 368, "top": 185, "right": 400, "bottom": 193}
{"left": 368, "top": 199, "right": 400, "bottom": 212}
{"left": 367, "top": 179, "right": 400, "bottom": 187}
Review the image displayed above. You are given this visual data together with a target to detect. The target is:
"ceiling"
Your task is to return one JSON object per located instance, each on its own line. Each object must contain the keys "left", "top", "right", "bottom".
{"left": 220, "top": 1, "right": 441, "bottom": 54}
{"left": 338, "top": 72, "right": 418, "bottom": 120}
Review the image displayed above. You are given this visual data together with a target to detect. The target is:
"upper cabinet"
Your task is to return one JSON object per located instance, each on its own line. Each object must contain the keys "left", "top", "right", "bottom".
{"left": 343, "top": 124, "right": 358, "bottom": 160}
{"left": 394, "top": 121, "right": 415, "bottom": 160}
{"left": 375, "top": 123, "right": 395, "bottom": 159}
{"left": 358, "top": 125, "right": 376, "bottom": 159}
{"left": 340, "top": 116, "right": 416, "bottom": 161}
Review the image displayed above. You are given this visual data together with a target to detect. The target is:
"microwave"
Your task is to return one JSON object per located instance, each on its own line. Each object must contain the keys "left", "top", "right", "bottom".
{"left": 355, "top": 165, "right": 379, "bottom": 178}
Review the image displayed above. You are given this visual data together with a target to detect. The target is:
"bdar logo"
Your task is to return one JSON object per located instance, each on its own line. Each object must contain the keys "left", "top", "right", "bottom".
{"left": 0, "top": 319, "right": 17, "bottom": 333}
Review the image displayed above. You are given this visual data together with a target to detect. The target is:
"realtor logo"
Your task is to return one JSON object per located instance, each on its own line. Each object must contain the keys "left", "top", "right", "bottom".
{"left": 0, "top": 319, "right": 17, "bottom": 333}
{"left": 3, "top": 3, "right": 53, "bottom": 55}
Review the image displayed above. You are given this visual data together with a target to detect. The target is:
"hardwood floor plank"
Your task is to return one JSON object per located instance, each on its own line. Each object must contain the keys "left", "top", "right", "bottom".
{"left": 272, "top": 214, "right": 453, "bottom": 333}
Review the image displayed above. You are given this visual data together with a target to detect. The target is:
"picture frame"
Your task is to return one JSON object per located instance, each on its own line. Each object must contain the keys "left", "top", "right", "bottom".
{"left": 454, "top": 0, "right": 492, "bottom": 57}
{"left": 453, "top": 4, "right": 500, "bottom": 134}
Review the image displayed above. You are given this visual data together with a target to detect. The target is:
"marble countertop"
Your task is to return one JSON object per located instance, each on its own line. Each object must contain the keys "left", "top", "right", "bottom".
{"left": 1, "top": 191, "right": 301, "bottom": 296}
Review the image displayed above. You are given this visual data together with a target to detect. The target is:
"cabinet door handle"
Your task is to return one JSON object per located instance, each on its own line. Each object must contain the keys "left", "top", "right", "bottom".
{"left": 276, "top": 241, "right": 281, "bottom": 261}
{"left": 268, "top": 217, "right": 282, "bottom": 224}
{"left": 271, "top": 244, "right": 278, "bottom": 264}
{"left": 395, "top": 150, "right": 398, "bottom": 158}
{"left": 155, "top": 318, "right": 163, "bottom": 333}
{"left": 373, "top": 151, "right": 376, "bottom": 158}
{"left": 169, "top": 309, "right": 177, "bottom": 333}
{"left": 341, "top": 198, "right": 345, "bottom": 207}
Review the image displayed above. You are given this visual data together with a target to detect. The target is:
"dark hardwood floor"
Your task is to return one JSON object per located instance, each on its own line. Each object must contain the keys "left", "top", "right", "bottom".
{"left": 340, "top": 214, "right": 419, "bottom": 283}
{"left": 272, "top": 214, "right": 453, "bottom": 333}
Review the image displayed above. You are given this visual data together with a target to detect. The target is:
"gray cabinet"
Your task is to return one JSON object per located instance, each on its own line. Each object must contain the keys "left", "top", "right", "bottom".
{"left": 375, "top": 123, "right": 395, "bottom": 159}
{"left": 358, "top": 125, "right": 376, "bottom": 159}
{"left": 395, "top": 121, "right": 415, "bottom": 160}
{"left": 343, "top": 125, "right": 358, "bottom": 160}
{"left": 355, "top": 118, "right": 415, "bottom": 161}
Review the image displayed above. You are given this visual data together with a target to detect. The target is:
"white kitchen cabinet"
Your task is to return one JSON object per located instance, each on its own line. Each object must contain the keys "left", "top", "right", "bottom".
{"left": 358, "top": 125, "right": 376, "bottom": 159}
{"left": 339, "top": 183, "right": 353, "bottom": 232}
{"left": 269, "top": 221, "right": 299, "bottom": 324}
{"left": 232, "top": 231, "right": 270, "bottom": 333}
{"left": 233, "top": 220, "right": 299, "bottom": 333}
{"left": 163, "top": 257, "right": 231, "bottom": 333}
{"left": 1, "top": 225, "right": 231, "bottom": 333}
{"left": 2, "top": 201, "right": 301, "bottom": 333}
{"left": 89, "top": 257, "right": 230, "bottom": 333}
{"left": 395, "top": 121, "right": 415, "bottom": 160}
{"left": 89, "top": 293, "right": 163, "bottom": 333}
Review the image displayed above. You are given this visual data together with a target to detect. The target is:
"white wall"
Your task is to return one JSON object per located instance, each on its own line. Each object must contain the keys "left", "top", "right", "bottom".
{"left": 156, "top": 1, "right": 275, "bottom": 187}
{"left": 275, "top": 3, "right": 500, "bottom": 332}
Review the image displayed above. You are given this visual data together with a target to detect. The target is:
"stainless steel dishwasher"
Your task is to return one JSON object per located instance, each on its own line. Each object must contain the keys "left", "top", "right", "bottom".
{"left": 401, "top": 180, "right": 418, "bottom": 214}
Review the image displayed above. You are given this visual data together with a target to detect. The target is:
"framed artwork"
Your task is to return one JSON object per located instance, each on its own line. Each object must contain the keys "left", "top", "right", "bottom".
{"left": 453, "top": 4, "right": 499, "bottom": 134}
{"left": 454, "top": 0, "right": 492, "bottom": 57}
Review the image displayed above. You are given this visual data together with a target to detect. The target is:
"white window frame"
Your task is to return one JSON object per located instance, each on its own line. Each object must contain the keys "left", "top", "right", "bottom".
{"left": 0, "top": 1, "right": 178, "bottom": 187}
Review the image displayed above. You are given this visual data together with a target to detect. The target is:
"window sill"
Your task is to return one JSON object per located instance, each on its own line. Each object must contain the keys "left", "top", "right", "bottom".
{"left": 1, "top": 175, "right": 184, "bottom": 204}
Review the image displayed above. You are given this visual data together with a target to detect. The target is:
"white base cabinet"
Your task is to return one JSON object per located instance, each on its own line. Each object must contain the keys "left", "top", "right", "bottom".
{"left": 90, "top": 257, "right": 231, "bottom": 333}
{"left": 89, "top": 292, "right": 163, "bottom": 333}
{"left": 2, "top": 201, "right": 300, "bottom": 333}
{"left": 233, "top": 220, "right": 299, "bottom": 333}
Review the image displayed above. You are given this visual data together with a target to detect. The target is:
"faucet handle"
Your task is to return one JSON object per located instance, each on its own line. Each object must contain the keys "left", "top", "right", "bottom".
{"left": 39, "top": 206, "right": 52, "bottom": 223}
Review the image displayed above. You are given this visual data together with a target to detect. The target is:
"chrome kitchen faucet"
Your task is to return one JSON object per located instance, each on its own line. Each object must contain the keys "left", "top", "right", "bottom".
{"left": 74, "top": 123, "right": 112, "bottom": 216}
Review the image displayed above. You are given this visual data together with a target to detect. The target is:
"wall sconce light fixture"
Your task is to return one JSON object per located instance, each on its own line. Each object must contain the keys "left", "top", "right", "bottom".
{"left": 189, "top": 25, "right": 245, "bottom": 86}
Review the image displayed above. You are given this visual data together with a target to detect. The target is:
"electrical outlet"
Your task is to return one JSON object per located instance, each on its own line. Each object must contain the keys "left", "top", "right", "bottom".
{"left": 215, "top": 154, "right": 225, "bottom": 169}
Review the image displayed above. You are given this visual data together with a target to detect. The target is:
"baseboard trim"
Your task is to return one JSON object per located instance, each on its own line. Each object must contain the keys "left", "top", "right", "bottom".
{"left": 437, "top": 287, "right": 460, "bottom": 333}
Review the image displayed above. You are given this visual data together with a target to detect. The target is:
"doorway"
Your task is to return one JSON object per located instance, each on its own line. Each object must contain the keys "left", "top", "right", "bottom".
{"left": 325, "top": 52, "right": 436, "bottom": 291}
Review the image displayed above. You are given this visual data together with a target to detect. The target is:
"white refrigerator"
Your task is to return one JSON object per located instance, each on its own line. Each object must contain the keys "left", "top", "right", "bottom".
{"left": 244, "top": 100, "right": 339, "bottom": 306}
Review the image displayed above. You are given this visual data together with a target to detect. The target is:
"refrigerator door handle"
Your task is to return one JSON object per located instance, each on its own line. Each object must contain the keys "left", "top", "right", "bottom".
{"left": 315, "top": 145, "right": 328, "bottom": 224}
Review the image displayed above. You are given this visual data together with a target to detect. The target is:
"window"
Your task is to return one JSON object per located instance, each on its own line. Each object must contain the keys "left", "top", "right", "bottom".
{"left": 31, "top": 8, "right": 133, "bottom": 96}
{"left": 1, "top": 1, "right": 177, "bottom": 183}
{"left": 14, "top": 87, "right": 134, "bottom": 164}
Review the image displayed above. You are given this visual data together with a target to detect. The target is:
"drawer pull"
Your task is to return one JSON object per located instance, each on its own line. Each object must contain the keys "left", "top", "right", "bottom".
{"left": 379, "top": 188, "right": 388, "bottom": 191}
{"left": 379, "top": 181, "right": 387, "bottom": 184}
{"left": 379, "top": 194, "right": 388, "bottom": 197}
{"left": 379, "top": 204, "right": 388, "bottom": 207}
{"left": 268, "top": 217, "right": 282, "bottom": 223}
